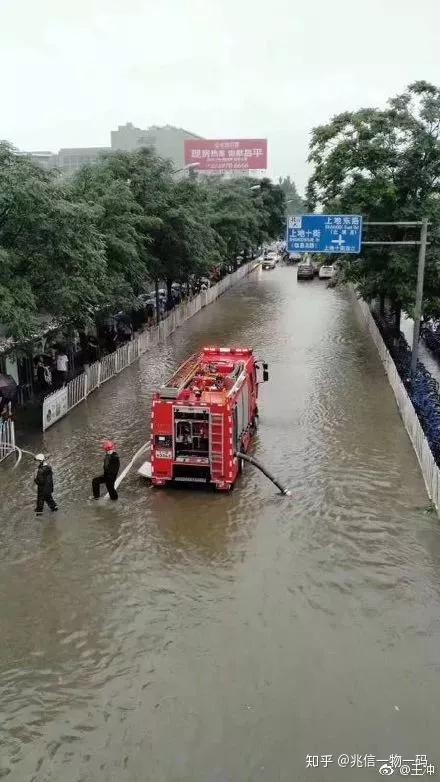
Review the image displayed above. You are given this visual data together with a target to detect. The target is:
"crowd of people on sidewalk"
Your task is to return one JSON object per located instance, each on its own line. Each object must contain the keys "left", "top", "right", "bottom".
{"left": 34, "top": 348, "right": 70, "bottom": 396}
{"left": 33, "top": 322, "right": 134, "bottom": 400}
{"left": 2, "top": 259, "right": 251, "bottom": 416}
{"left": 31, "top": 276, "right": 222, "bottom": 400}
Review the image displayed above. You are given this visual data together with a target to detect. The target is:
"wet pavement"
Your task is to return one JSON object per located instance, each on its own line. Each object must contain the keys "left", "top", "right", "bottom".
{"left": 0, "top": 265, "right": 439, "bottom": 781}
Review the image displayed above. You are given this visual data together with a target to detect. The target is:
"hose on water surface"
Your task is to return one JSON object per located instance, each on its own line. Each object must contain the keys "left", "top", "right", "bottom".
{"left": 236, "top": 452, "right": 290, "bottom": 496}
{"left": 4, "top": 440, "right": 289, "bottom": 501}
{"left": 4, "top": 440, "right": 151, "bottom": 500}
{"left": 108, "top": 443, "right": 291, "bottom": 498}
{"left": 1, "top": 444, "right": 37, "bottom": 469}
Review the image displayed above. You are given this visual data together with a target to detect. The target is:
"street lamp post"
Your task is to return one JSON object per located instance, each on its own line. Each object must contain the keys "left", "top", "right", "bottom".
{"left": 284, "top": 200, "right": 296, "bottom": 246}
{"left": 171, "top": 162, "right": 200, "bottom": 176}
{"left": 248, "top": 185, "right": 262, "bottom": 257}
{"left": 285, "top": 199, "right": 297, "bottom": 224}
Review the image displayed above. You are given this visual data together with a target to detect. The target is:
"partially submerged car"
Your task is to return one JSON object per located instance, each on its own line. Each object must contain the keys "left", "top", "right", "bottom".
{"left": 262, "top": 255, "right": 277, "bottom": 270}
{"left": 319, "top": 264, "right": 336, "bottom": 279}
{"left": 297, "top": 259, "right": 315, "bottom": 280}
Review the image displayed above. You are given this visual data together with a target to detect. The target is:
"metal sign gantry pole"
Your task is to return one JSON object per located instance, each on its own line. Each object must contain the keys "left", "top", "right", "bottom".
{"left": 363, "top": 219, "right": 430, "bottom": 376}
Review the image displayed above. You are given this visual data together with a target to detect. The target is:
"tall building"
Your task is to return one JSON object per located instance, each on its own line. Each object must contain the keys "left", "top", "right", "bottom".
{"left": 110, "top": 122, "right": 147, "bottom": 151}
{"left": 111, "top": 122, "right": 202, "bottom": 170}
{"left": 23, "top": 151, "right": 58, "bottom": 170}
{"left": 22, "top": 124, "right": 253, "bottom": 179}
{"left": 57, "top": 147, "right": 110, "bottom": 173}
{"left": 21, "top": 146, "right": 110, "bottom": 174}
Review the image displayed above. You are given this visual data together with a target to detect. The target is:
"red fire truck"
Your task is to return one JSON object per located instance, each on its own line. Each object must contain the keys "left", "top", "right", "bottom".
{"left": 150, "top": 347, "right": 268, "bottom": 490}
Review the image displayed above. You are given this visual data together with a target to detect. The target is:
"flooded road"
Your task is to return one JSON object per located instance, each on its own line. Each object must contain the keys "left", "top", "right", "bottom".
{"left": 1, "top": 266, "right": 439, "bottom": 781}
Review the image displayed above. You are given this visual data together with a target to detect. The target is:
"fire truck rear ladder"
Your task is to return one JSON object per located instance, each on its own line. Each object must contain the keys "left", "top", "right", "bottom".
{"left": 210, "top": 413, "right": 224, "bottom": 480}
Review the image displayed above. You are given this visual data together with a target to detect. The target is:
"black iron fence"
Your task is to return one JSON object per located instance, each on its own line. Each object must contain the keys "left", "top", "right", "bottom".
{"left": 373, "top": 312, "right": 440, "bottom": 467}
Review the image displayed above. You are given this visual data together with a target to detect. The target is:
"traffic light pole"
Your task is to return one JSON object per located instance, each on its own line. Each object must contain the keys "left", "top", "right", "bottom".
{"left": 410, "top": 217, "right": 429, "bottom": 376}
{"left": 363, "top": 219, "right": 430, "bottom": 377}
{"left": 288, "top": 216, "right": 430, "bottom": 374}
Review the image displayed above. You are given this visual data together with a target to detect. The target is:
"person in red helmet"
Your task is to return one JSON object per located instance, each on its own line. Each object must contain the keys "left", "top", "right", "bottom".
{"left": 92, "top": 441, "right": 120, "bottom": 500}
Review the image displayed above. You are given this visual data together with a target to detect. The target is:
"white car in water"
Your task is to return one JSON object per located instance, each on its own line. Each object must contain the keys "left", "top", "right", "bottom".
{"left": 262, "top": 255, "right": 277, "bottom": 270}
{"left": 319, "top": 264, "right": 336, "bottom": 279}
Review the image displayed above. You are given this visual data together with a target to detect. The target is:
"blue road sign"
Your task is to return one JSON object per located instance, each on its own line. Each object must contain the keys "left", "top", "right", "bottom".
{"left": 287, "top": 214, "right": 363, "bottom": 254}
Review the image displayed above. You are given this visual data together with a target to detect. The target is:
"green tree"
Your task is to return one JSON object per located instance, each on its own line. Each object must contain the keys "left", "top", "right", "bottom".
{"left": 70, "top": 161, "right": 152, "bottom": 311}
{"left": 206, "top": 180, "right": 260, "bottom": 266}
{"left": 0, "top": 142, "right": 108, "bottom": 338}
{"left": 205, "top": 177, "right": 285, "bottom": 267}
{"left": 0, "top": 139, "right": 289, "bottom": 342}
{"left": 0, "top": 249, "right": 38, "bottom": 339}
{"left": 306, "top": 82, "right": 440, "bottom": 326}
{"left": 71, "top": 147, "right": 174, "bottom": 319}
{"left": 256, "top": 177, "right": 286, "bottom": 240}
{"left": 278, "top": 176, "right": 304, "bottom": 215}
{"left": 151, "top": 178, "right": 222, "bottom": 305}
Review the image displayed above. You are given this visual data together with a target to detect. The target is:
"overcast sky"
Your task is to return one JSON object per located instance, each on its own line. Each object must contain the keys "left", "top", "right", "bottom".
{"left": 2, "top": 0, "right": 440, "bottom": 193}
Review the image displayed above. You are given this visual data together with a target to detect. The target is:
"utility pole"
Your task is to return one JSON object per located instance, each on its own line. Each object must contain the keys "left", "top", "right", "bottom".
{"left": 410, "top": 217, "right": 429, "bottom": 376}
{"left": 363, "top": 219, "right": 430, "bottom": 376}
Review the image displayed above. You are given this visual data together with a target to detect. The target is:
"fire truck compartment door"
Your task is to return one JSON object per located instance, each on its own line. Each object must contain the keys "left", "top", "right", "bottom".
{"left": 236, "top": 383, "right": 250, "bottom": 441}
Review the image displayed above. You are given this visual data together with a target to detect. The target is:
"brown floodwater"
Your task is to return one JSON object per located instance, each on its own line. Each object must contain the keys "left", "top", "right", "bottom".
{"left": 0, "top": 265, "right": 439, "bottom": 781}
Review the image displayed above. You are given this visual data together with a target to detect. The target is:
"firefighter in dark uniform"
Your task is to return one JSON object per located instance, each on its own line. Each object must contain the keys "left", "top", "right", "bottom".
{"left": 34, "top": 454, "right": 58, "bottom": 515}
{"left": 92, "top": 441, "right": 120, "bottom": 500}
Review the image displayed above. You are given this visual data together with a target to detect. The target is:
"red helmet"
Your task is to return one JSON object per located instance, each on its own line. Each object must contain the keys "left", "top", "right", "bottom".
{"left": 102, "top": 440, "right": 115, "bottom": 452}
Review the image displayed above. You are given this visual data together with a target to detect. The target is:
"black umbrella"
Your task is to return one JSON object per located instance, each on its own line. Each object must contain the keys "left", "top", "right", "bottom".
{"left": 0, "top": 374, "right": 18, "bottom": 401}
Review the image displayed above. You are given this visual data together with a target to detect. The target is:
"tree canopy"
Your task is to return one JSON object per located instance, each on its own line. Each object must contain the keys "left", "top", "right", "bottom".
{"left": 206, "top": 177, "right": 285, "bottom": 264}
{"left": 278, "top": 176, "right": 304, "bottom": 215}
{"left": 0, "top": 142, "right": 107, "bottom": 339}
{"left": 0, "top": 143, "right": 286, "bottom": 340}
{"left": 306, "top": 81, "right": 440, "bottom": 320}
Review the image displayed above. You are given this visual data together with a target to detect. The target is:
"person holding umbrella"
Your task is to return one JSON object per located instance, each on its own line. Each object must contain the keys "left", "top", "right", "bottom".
{"left": 35, "top": 356, "right": 52, "bottom": 395}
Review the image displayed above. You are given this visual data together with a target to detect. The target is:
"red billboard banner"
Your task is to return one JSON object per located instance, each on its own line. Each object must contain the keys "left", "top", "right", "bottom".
{"left": 184, "top": 139, "right": 267, "bottom": 171}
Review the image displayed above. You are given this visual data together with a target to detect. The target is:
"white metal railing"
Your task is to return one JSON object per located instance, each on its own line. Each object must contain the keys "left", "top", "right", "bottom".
{"left": 67, "top": 373, "right": 87, "bottom": 410}
{"left": 354, "top": 291, "right": 440, "bottom": 513}
{"left": 0, "top": 410, "right": 15, "bottom": 462}
{"left": 86, "top": 361, "right": 101, "bottom": 394}
{"left": 100, "top": 351, "right": 117, "bottom": 384}
{"left": 42, "top": 260, "right": 260, "bottom": 431}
